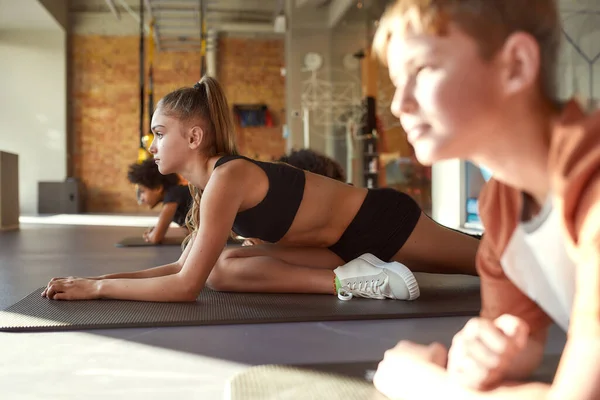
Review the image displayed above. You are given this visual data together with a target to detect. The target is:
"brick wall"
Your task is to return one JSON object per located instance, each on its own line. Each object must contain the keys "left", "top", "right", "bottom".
{"left": 219, "top": 38, "right": 286, "bottom": 160}
{"left": 71, "top": 35, "right": 286, "bottom": 213}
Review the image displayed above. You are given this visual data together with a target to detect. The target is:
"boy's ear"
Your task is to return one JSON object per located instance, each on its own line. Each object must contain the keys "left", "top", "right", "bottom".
{"left": 498, "top": 32, "right": 541, "bottom": 96}
{"left": 188, "top": 126, "right": 204, "bottom": 149}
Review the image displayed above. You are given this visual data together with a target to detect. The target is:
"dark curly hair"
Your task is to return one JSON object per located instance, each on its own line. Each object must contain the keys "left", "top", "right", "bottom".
{"left": 127, "top": 159, "right": 180, "bottom": 189}
{"left": 278, "top": 149, "right": 346, "bottom": 182}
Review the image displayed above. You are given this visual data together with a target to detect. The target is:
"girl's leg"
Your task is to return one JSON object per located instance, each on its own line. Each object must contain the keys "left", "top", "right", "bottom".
{"left": 391, "top": 212, "right": 480, "bottom": 276}
{"left": 206, "top": 244, "right": 343, "bottom": 294}
{"left": 209, "top": 243, "right": 426, "bottom": 300}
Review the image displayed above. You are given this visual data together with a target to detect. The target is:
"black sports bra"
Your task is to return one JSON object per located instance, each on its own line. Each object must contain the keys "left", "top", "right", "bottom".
{"left": 214, "top": 155, "right": 306, "bottom": 243}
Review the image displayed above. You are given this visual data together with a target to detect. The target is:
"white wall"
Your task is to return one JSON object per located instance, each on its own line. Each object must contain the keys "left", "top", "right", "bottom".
{"left": 285, "top": 1, "right": 332, "bottom": 154}
{"left": 284, "top": 2, "right": 380, "bottom": 174}
{"left": 0, "top": 29, "right": 67, "bottom": 214}
{"left": 38, "top": 0, "right": 69, "bottom": 31}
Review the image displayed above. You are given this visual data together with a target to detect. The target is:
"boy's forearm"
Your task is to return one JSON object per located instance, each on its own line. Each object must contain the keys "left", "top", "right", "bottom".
{"left": 399, "top": 361, "right": 550, "bottom": 400}
{"left": 97, "top": 273, "right": 198, "bottom": 302}
{"left": 545, "top": 335, "right": 600, "bottom": 400}
{"left": 377, "top": 357, "right": 548, "bottom": 400}
{"left": 478, "top": 336, "right": 600, "bottom": 400}
{"left": 97, "top": 263, "right": 181, "bottom": 280}
{"left": 478, "top": 381, "right": 550, "bottom": 399}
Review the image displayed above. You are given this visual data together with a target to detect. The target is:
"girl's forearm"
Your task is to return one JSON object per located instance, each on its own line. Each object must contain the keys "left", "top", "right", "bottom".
{"left": 97, "top": 273, "right": 198, "bottom": 302}
{"left": 97, "top": 263, "right": 182, "bottom": 280}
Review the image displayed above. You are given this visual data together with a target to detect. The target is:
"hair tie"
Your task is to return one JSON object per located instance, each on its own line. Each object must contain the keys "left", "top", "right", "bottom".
{"left": 193, "top": 82, "right": 202, "bottom": 90}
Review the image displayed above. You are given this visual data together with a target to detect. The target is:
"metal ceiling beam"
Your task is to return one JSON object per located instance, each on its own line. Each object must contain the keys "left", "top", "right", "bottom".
{"left": 208, "top": 8, "right": 274, "bottom": 17}
{"left": 296, "top": 0, "right": 331, "bottom": 7}
{"left": 151, "top": 0, "right": 200, "bottom": 5}
{"left": 218, "top": 22, "right": 276, "bottom": 33}
{"left": 103, "top": 0, "right": 121, "bottom": 20}
{"left": 153, "top": 8, "right": 201, "bottom": 13}
{"left": 155, "top": 15, "right": 198, "bottom": 20}
{"left": 156, "top": 25, "right": 198, "bottom": 31}
{"left": 328, "top": 0, "right": 354, "bottom": 28}
{"left": 114, "top": 0, "right": 148, "bottom": 32}
{"left": 146, "top": 0, "right": 281, "bottom": 54}
{"left": 156, "top": 22, "right": 277, "bottom": 34}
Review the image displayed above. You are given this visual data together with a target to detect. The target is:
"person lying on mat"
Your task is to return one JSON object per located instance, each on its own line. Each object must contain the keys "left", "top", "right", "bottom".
{"left": 369, "top": 1, "right": 600, "bottom": 400}
{"left": 127, "top": 159, "right": 192, "bottom": 244}
{"left": 241, "top": 148, "right": 348, "bottom": 246}
{"left": 278, "top": 148, "right": 347, "bottom": 183}
{"left": 41, "top": 75, "right": 480, "bottom": 303}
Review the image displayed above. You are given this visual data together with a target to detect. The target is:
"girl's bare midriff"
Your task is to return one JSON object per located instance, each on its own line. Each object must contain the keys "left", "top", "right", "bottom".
{"left": 277, "top": 172, "right": 368, "bottom": 247}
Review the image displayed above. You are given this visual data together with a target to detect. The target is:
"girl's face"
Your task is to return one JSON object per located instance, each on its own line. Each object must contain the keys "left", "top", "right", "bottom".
{"left": 148, "top": 109, "right": 192, "bottom": 175}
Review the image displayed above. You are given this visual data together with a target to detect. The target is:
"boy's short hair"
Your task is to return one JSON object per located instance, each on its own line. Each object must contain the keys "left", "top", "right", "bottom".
{"left": 278, "top": 149, "right": 346, "bottom": 182}
{"left": 127, "top": 159, "right": 180, "bottom": 190}
{"left": 373, "top": 0, "right": 561, "bottom": 101}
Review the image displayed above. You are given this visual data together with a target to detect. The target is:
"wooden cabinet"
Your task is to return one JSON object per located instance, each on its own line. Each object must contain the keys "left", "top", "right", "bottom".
{"left": 0, "top": 151, "right": 19, "bottom": 231}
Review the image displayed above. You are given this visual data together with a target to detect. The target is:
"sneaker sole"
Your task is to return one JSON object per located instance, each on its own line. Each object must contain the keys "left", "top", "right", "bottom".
{"left": 357, "top": 253, "right": 420, "bottom": 300}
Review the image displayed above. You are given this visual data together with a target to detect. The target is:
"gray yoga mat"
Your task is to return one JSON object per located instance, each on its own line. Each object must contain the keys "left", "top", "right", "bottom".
{"left": 115, "top": 236, "right": 185, "bottom": 247}
{"left": 0, "top": 273, "right": 480, "bottom": 332}
{"left": 226, "top": 354, "right": 561, "bottom": 400}
{"left": 115, "top": 236, "right": 242, "bottom": 247}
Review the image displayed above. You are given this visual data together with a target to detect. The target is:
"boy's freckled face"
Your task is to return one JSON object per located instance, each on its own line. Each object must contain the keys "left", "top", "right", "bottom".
{"left": 386, "top": 24, "right": 505, "bottom": 166}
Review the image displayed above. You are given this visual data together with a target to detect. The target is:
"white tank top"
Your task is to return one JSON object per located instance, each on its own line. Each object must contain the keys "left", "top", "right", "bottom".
{"left": 500, "top": 197, "right": 576, "bottom": 331}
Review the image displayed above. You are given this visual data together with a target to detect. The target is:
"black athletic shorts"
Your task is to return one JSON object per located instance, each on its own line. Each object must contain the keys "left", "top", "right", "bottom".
{"left": 328, "top": 188, "right": 422, "bottom": 263}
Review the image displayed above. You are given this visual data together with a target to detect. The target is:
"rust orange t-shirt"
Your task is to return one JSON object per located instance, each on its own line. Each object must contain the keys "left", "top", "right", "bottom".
{"left": 477, "top": 99, "right": 600, "bottom": 336}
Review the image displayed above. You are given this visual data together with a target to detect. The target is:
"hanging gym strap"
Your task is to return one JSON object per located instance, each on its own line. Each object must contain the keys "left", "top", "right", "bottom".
{"left": 139, "top": 18, "right": 156, "bottom": 153}
{"left": 200, "top": 0, "right": 207, "bottom": 77}
{"left": 138, "top": 0, "right": 145, "bottom": 150}
{"left": 136, "top": 0, "right": 152, "bottom": 164}
{"left": 142, "top": 18, "right": 154, "bottom": 150}
{"left": 147, "top": 18, "right": 155, "bottom": 139}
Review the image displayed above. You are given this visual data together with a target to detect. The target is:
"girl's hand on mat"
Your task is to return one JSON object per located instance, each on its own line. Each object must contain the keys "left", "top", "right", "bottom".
{"left": 143, "top": 227, "right": 155, "bottom": 242}
{"left": 41, "top": 277, "right": 101, "bottom": 300}
{"left": 447, "top": 314, "right": 529, "bottom": 390}
{"left": 41, "top": 276, "right": 78, "bottom": 296}
{"left": 373, "top": 340, "right": 448, "bottom": 399}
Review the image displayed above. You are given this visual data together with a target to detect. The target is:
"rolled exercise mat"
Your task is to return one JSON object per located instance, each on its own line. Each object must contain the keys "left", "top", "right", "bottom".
{"left": 0, "top": 273, "right": 480, "bottom": 332}
{"left": 225, "top": 354, "right": 562, "bottom": 400}
{"left": 225, "top": 364, "right": 387, "bottom": 400}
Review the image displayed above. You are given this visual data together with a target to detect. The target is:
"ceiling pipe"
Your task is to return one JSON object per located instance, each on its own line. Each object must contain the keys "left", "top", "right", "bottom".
{"left": 104, "top": 0, "right": 121, "bottom": 20}
{"left": 206, "top": 29, "right": 218, "bottom": 78}
{"left": 143, "top": 0, "right": 161, "bottom": 51}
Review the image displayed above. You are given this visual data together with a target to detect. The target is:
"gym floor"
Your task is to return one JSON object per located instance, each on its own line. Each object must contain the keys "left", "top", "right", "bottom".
{"left": 0, "top": 222, "right": 567, "bottom": 399}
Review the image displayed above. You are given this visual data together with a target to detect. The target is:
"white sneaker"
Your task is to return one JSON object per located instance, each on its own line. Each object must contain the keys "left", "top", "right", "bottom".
{"left": 333, "top": 253, "right": 420, "bottom": 301}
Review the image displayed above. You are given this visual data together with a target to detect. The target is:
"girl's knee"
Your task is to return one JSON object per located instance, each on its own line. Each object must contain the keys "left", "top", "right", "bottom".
{"left": 206, "top": 252, "right": 239, "bottom": 291}
{"left": 219, "top": 244, "right": 265, "bottom": 260}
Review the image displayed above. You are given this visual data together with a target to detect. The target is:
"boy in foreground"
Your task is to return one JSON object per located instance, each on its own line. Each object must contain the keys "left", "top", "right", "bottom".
{"left": 371, "top": 1, "right": 600, "bottom": 399}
